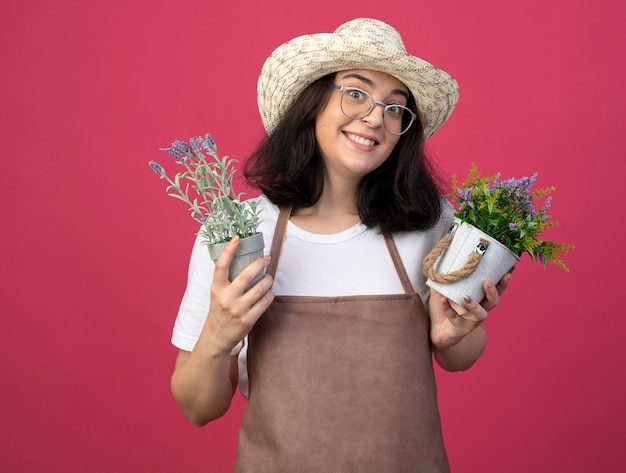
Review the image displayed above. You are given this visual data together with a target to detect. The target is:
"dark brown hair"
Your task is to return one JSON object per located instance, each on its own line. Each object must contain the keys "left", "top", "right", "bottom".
{"left": 244, "top": 74, "right": 445, "bottom": 233}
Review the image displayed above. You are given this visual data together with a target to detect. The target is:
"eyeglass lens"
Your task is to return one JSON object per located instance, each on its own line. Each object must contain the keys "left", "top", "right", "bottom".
{"left": 340, "top": 87, "right": 414, "bottom": 135}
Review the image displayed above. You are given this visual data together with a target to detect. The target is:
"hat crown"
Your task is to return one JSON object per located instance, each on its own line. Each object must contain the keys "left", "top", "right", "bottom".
{"left": 334, "top": 18, "right": 407, "bottom": 54}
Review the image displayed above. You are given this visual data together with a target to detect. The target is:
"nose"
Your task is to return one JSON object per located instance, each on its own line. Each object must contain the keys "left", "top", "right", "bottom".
{"left": 361, "top": 102, "right": 385, "bottom": 128}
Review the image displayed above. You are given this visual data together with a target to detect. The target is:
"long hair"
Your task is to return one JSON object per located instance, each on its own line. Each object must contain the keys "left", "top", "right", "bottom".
{"left": 244, "top": 74, "right": 446, "bottom": 234}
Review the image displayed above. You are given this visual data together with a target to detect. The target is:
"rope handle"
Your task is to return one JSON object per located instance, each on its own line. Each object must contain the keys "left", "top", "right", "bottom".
{"left": 422, "top": 223, "right": 490, "bottom": 284}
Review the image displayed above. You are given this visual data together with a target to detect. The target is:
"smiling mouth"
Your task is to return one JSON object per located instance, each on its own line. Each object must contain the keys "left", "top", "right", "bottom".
{"left": 345, "top": 132, "right": 377, "bottom": 147}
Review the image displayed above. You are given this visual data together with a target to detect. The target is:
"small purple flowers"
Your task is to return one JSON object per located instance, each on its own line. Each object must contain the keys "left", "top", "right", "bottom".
{"left": 187, "top": 134, "right": 214, "bottom": 151}
{"left": 149, "top": 160, "right": 165, "bottom": 176}
{"left": 457, "top": 187, "right": 474, "bottom": 209}
{"left": 201, "top": 134, "right": 216, "bottom": 153}
{"left": 450, "top": 163, "right": 573, "bottom": 271}
{"left": 177, "top": 134, "right": 217, "bottom": 158}
{"left": 148, "top": 133, "right": 261, "bottom": 245}
{"left": 169, "top": 140, "right": 193, "bottom": 161}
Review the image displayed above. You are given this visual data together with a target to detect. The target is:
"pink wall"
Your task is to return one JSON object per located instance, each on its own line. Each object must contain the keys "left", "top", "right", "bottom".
{"left": 1, "top": 0, "right": 624, "bottom": 471}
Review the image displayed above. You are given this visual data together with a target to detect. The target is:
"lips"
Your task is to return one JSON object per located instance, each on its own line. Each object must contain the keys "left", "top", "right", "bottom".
{"left": 345, "top": 132, "right": 377, "bottom": 147}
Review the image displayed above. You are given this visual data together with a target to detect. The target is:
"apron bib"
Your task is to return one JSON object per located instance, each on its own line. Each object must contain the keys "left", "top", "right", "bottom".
{"left": 234, "top": 208, "right": 450, "bottom": 473}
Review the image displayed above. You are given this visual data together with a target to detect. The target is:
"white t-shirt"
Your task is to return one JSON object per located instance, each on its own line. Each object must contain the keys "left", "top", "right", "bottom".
{"left": 171, "top": 195, "right": 454, "bottom": 397}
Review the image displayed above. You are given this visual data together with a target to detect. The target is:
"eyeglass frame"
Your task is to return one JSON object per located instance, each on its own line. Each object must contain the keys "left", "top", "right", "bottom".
{"left": 328, "top": 84, "right": 418, "bottom": 136}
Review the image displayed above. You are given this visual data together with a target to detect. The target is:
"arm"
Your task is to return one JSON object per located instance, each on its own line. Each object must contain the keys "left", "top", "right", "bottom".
{"left": 429, "top": 273, "right": 511, "bottom": 372}
{"left": 170, "top": 236, "right": 274, "bottom": 426}
{"left": 171, "top": 349, "right": 239, "bottom": 426}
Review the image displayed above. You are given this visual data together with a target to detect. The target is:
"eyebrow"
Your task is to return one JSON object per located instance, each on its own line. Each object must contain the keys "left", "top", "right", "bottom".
{"left": 338, "top": 72, "right": 409, "bottom": 100}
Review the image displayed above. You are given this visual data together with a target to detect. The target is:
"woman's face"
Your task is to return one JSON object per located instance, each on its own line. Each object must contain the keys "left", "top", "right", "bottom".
{"left": 315, "top": 69, "right": 408, "bottom": 182}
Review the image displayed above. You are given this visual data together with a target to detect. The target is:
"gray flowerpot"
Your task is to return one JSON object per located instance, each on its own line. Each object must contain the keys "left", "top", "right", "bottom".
{"left": 208, "top": 232, "right": 265, "bottom": 290}
{"left": 424, "top": 219, "right": 519, "bottom": 306}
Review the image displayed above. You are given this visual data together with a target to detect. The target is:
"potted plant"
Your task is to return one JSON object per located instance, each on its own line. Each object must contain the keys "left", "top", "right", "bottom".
{"left": 423, "top": 163, "right": 573, "bottom": 305}
{"left": 149, "top": 133, "right": 264, "bottom": 287}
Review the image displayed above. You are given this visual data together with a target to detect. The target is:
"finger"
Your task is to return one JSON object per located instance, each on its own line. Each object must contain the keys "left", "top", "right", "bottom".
{"left": 213, "top": 236, "right": 241, "bottom": 285}
{"left": 430, "top": 288, "right": 466, "bottom": 318}
{"left": 495, "top": 270, "right": 512, "bottom": 295}
{"left": 429, "top": 288, "right": 454, "bottom": 313}
{"left": 480, "top": 280, "right": 500, "bottom": 312}
{"left": 429, "top": 288, "right": 446, "bottom": 305}
{"left": 248, "top": 275, "right": 275, "bottom": 312}
{"left": 239, "top": 271, "right": 275, "bottom": 328}
{"left": 447, "top": 299, "right": 466, "bottom": 316}
{"left": 462, "top": 294, "right": 488, "bottom": 323}
{"left": 230, "top": 255, "right": 273, "bottom": 294}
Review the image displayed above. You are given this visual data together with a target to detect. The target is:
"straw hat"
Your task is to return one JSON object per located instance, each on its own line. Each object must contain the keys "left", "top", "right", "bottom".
{"left": 257, "top": 18, "right": 459, "bottom": 139}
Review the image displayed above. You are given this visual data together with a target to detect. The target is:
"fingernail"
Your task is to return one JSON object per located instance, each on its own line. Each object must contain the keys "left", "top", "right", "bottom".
{"left": 230, "top": 235, "right": 240, "bottom": 245}
{"left": 463, "top": 295, "right": 472, "bottom": 304}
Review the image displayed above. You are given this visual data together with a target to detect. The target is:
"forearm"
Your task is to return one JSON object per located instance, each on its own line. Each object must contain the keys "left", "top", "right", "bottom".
{"left": 433, "top": 324, "right": 487, "bottom": 372}
{"left": 170, "top": 342, "right": 237, "bottom": 427}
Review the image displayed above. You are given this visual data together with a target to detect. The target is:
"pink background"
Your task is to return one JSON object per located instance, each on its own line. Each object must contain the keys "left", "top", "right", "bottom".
{"left": 1, "top": 0, "right": 624, "bottom": 471}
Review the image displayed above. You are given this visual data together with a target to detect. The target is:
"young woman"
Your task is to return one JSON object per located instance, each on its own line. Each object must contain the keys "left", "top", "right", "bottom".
{"left": 170, "top": 18, "right": 510, "bottom": 473}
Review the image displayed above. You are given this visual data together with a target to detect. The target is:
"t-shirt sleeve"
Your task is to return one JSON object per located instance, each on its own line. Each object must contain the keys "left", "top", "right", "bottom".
{"left": 171, "top": 231, "right": 215, "bottom": 351}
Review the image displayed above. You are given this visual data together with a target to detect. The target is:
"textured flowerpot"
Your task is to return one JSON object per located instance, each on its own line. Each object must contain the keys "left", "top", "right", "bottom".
{"left": 208, "top": 233, "right": 265, "bottom": 290}
{"left": 423, "top": 219, "right": 519, "bottom": 306}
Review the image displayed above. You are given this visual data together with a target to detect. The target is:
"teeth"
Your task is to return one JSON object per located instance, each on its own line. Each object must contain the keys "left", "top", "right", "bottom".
{"left": 347, "top": 133, "right": 376, "bottom": 147}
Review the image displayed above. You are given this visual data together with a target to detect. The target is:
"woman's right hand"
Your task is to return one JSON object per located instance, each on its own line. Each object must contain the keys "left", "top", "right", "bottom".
{"left": 205, "top": 235, "right": 275, "bottom": 355}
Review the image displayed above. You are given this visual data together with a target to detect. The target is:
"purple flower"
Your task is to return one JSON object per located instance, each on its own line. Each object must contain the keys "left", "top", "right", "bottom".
{"left": 149, "top": 160, "right": 165, "bottom": 176}
{"left": 457, "top": 187, "right": 474, "bottom": 209}
{"left": 509, "top": 222, "right": 519, "bottom": 230}
{"left": 164, "top": 140, "right": 192, "bottom": 161}
{"left": 201, "top": 134, "right": 216, "bottom": 153}
{"left": 160, "top": 147, "right": 179, "bottom": 160}
{"left": 518, "top": 173, "right": 538, "bottom": 198}
{"left": 189, "top": 137, "right": 202, "bottom": 154}
{"left": 542, "top": 196, "right": 552, "bottom": 212}
{"left": 537, "top": 196, "right": 551, "bottom": 221}
{"left": 490, "top": 173, "right": 501, "bottom": 191}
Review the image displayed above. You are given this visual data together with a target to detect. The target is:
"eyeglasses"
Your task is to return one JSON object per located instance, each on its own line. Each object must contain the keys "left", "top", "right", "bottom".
{"left": 329, "top": 84, "right": 417, "bottom": 135}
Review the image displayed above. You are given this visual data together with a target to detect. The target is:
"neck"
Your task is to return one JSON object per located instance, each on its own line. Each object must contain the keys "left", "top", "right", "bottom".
{"left": 291, "top": 176, "right": 361, "bottom": 234}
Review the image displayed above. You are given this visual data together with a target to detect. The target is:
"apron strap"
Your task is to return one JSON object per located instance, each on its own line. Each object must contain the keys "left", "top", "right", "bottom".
{"left": 267, "top": 206, "right": 292, "bottom": 279}
{"left": 383, "top": 233, "right": 418, "bottom": 297}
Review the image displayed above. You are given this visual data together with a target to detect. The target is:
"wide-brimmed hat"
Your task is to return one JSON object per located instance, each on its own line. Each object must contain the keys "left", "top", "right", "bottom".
{"left": 257, "top": 18, "right": 459, "bottom": 140}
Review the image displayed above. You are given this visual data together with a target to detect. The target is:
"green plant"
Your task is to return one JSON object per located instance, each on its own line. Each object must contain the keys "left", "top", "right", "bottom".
{"left": 450, "top": 163, "right": 573, "bottom": 271}
{"left": 149, "top": 133, "right": 261, "bottom": 245}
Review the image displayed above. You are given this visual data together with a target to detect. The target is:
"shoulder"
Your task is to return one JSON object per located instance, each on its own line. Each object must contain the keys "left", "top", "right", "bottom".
{"left": 435, "top": 197, "right": 455, "bottom": 235}
{"left": 397, "top": 197, "right": 454, "bottom": 241}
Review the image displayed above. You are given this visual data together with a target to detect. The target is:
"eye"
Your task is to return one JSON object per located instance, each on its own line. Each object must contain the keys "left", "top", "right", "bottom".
{"left": 345, "top": 88, "right": 368, "bottom": 102}
{"left": 386, "top": 104, "right": 405, "bottom": 117}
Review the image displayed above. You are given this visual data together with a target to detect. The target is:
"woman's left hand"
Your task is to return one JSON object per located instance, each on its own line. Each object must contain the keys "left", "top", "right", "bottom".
{"left": 428, "top": 272, "right": 512, "bottom": 352}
